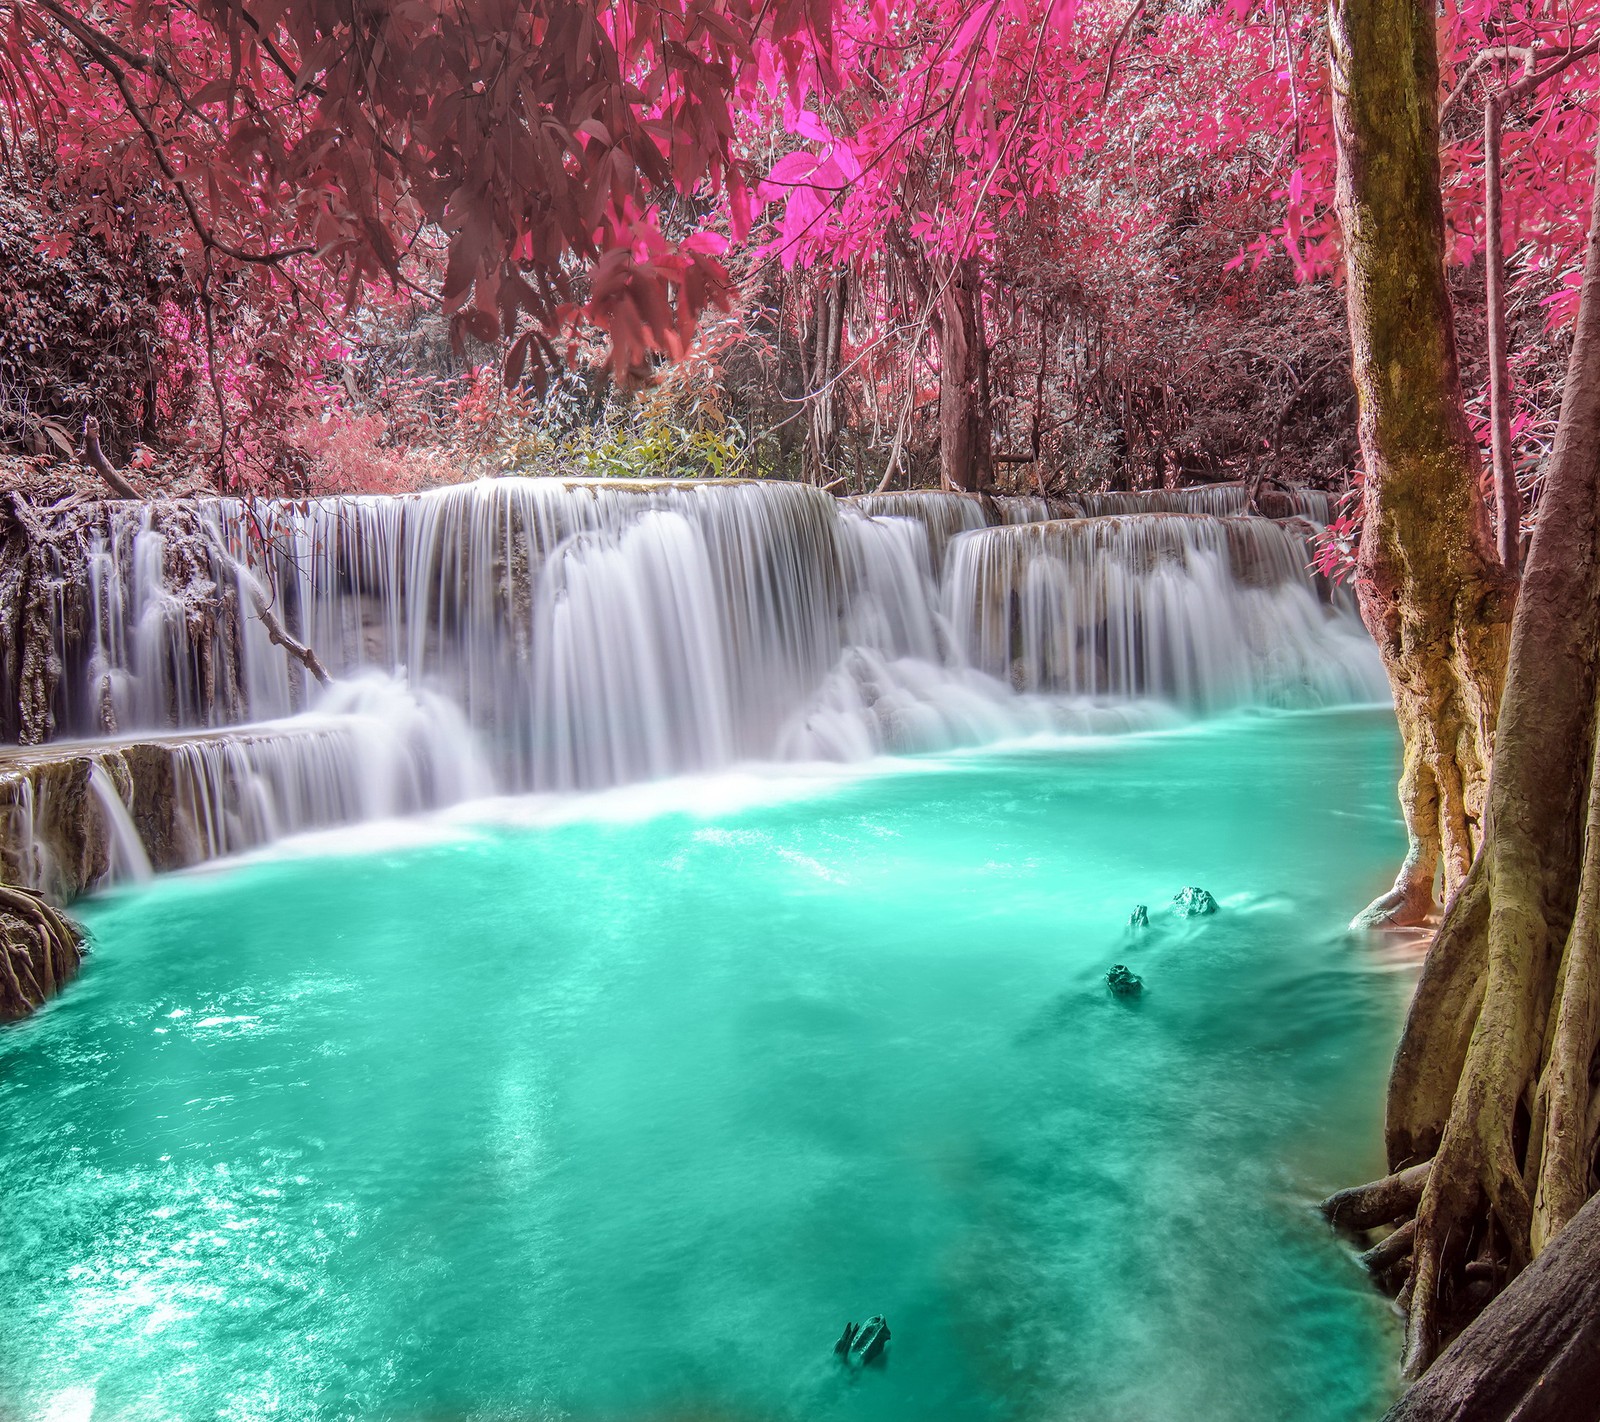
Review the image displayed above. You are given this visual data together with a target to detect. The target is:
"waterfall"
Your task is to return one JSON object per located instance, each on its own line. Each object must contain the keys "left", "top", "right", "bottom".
{"left": 943, "top": 514, "right": 1388, "bottom": 712}
{"left": 1, "top": 677, "right": 490, "bottom": 901}
{"left": 86, "top": 763, "right": 153, "bottom": 884}
{"left": 1, "top": 479, "right": 1384, "bottom": 897}
{"left": 1077, "top": 487, "right": 1253, "bottom": 517}
{"left": 163, "top": 677, "right": 493, "bottom": 863}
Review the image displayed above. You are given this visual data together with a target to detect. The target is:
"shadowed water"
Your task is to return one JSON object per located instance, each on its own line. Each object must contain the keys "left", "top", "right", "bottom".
{"left": 1, "top": 709, "right": 1409, "bottom": 1422}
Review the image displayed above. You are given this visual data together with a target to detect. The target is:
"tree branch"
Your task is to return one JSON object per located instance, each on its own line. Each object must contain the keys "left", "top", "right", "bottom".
{"left": 34, "top": 2, "right": 316, "bottom": 267}
{"left": 76, "top": 427, "right": 331, "bottom": 687}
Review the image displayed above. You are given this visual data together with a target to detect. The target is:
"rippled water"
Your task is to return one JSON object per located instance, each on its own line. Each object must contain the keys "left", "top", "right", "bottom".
{"left": 1, "top": 709, "right": 1409, "bottom": 1422}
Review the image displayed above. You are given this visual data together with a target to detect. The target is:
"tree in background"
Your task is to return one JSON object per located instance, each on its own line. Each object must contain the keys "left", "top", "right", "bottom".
{"left": 0, "top": 0, "right": 830, "bottom": 486}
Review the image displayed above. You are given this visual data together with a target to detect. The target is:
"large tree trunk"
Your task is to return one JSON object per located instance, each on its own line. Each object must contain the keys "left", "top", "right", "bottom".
{"left": 1330, "top": 0, "right": 1514, "bottom": 929}
{"left": 1381, "top": 1190, "right": 1600, "bottom": 1420}
{"left": 1328, "top": 120, "right": 1600, "bottom": 1379}
{"left": 938, "top": 257, "right": 992, "bottom": 493}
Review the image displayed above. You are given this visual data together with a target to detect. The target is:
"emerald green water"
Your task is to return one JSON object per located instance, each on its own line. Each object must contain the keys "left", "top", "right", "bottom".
{"left": 2, "top": 709, "right": 1409, "bottom": 1422}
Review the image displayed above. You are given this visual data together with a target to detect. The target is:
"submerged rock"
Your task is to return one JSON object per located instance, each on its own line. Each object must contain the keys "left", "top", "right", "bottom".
{"left": 1106, "top": 964, "right": 1143, "bottom": 996}
{"left": 1172, "top": 887, "right": 1218, "bottom": 917}
{"left": 835, "top": 1315, "right": 891, "bottom": 1367}
{"left": 1129, "top": 904, "right": 1149, "bottom": 928}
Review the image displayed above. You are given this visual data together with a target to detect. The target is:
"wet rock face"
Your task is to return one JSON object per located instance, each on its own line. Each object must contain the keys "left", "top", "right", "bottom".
{"left": 1, "top": 494, "right": 95, "bottom": 746}
{"left": 1, "top": 756, "right": 114, "bottom": 902}
{"left": 1, "top": 744, "right": 193, "bottom": 904}
{"left": 1172, "top": 886, "right": 1218, "bottom": 916}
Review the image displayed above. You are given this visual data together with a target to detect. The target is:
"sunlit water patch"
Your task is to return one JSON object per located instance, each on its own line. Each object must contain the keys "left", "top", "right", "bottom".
{"left": 2, "top": 709, "right": 1408, "bottom": 1422}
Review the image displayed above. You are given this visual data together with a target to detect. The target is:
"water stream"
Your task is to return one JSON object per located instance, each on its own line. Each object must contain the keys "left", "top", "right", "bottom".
{"left": 1, "top": 478, "right": 1412, "bottom": 1419}
{"left": 1, "top": 709, "right": 1408, "bottom": 1422}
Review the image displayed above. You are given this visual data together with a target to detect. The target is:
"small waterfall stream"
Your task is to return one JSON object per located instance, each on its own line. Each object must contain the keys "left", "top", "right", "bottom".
{"left": 1, "top": 479, "right": 1382, "bottom": 896}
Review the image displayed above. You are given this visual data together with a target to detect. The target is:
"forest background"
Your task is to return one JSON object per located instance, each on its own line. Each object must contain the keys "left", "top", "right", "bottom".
{"left": 1, "top": 0, "right": 1595, "bottom": 594}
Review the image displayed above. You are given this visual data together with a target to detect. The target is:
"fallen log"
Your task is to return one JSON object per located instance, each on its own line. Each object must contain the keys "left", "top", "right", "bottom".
{"left": 1383, "top": 1190, "right": 1600, "bottom": 1421}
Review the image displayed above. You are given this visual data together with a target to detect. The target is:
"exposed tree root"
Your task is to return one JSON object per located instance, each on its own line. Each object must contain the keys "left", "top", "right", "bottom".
{"left": 1382, "top": 1191, "right": 1600, "bottom": 1421}
{"left": 1322, "top": 1163, "right": 1432, "bottom": 1230}
{"left": 0, "top": 883, "right": 86, "bottom": 1021}
{"left": 1359, "top": 1218, "right": 1417, "bottom": 1276}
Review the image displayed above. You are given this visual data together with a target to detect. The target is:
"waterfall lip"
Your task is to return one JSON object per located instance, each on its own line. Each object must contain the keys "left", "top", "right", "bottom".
{"left": 0, "top": 704, "right": 430, "bottom": 766}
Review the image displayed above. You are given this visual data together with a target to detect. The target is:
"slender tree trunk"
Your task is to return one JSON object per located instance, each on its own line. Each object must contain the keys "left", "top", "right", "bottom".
{"left": 1329, "top": 0, "right": 1514, "bottom": 928}
{"left": 938, "top": 257, "right": 992, "bottom": 492}
{"left": 1329, "top": 120, "right": 1600, "bottom": 1380}
{"left": 1484, "top": 93, "right": 1522, "bottom": 576}
{"left": 804, "top": 269, "right": 848, "bottom": 487}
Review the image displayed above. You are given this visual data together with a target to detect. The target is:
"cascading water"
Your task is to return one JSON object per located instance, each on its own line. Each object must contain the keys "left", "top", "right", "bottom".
{"left": 162, "top": 677, "right": 495, "bottom": 864}
{"left": 0, "top": 677, "right": 489, "bottom": 901}
{"left": 85, "top": 763, "right": 152, "bottom": 885}
{"left": 1076, "top": 485, "right": 1335, "bottom": 522}
{"left": 2, "top": 479, "right": 1383, "bottom": 896}
{"left": 944, "top": 513, "right": 1388, "bottom": 711}
{"left": 843, "top": 490, "right": 1069, "bottom": 573}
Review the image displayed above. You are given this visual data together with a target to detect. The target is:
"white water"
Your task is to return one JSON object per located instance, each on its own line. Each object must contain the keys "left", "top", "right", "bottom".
{"left": 85, "top": 764, "right": 152, "bottom": 884}
{"left": 160, "top": 678, "right": 493, "bottom": 865}
{"left": 5, "top": 479, "right": 1383, "bottom": 896}
{"left": 843, "top": 490, "right": 1059, "bottom": 573}
{"left": 944, "top": 514, "right": 1388, "bottom": 711}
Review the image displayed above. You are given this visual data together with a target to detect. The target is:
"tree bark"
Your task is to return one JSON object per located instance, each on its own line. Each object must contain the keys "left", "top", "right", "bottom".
{"left": 803, "top": 269, "right": 848, "bottom": 487}
{"left": 1484, "top": 94, "right": 1523, "bottom": 576}
{"left": 1382, "top": 1191, "right": 1600, "bottom": 1421}
{"left": 938, "top": 257, "right": 992, "bottom": 493}
{"left": 1330, "top": 0, "right": 1514, "bottom": 928}
{"left": 1331, "top": 115, "right": 1600, "bottom": 1380}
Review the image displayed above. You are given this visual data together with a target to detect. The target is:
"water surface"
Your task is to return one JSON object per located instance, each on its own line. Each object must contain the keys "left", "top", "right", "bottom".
{"left": 2, "top": 709, "right": 1409, "bottom": 1422}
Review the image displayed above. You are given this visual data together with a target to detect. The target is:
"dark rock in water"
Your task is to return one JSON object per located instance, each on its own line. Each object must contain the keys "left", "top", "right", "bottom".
{"left": 1106, "top": 964, "right": 1143, "bottom": 996}
{"left": 835, "top": 1315, "right": 891, "bottom": 1367}
{"left": 1129, "top": 904, "right": 1149, "bottom": 928}
{"left": 1172, "top": 886, "right": 1218, "bottom": 917}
